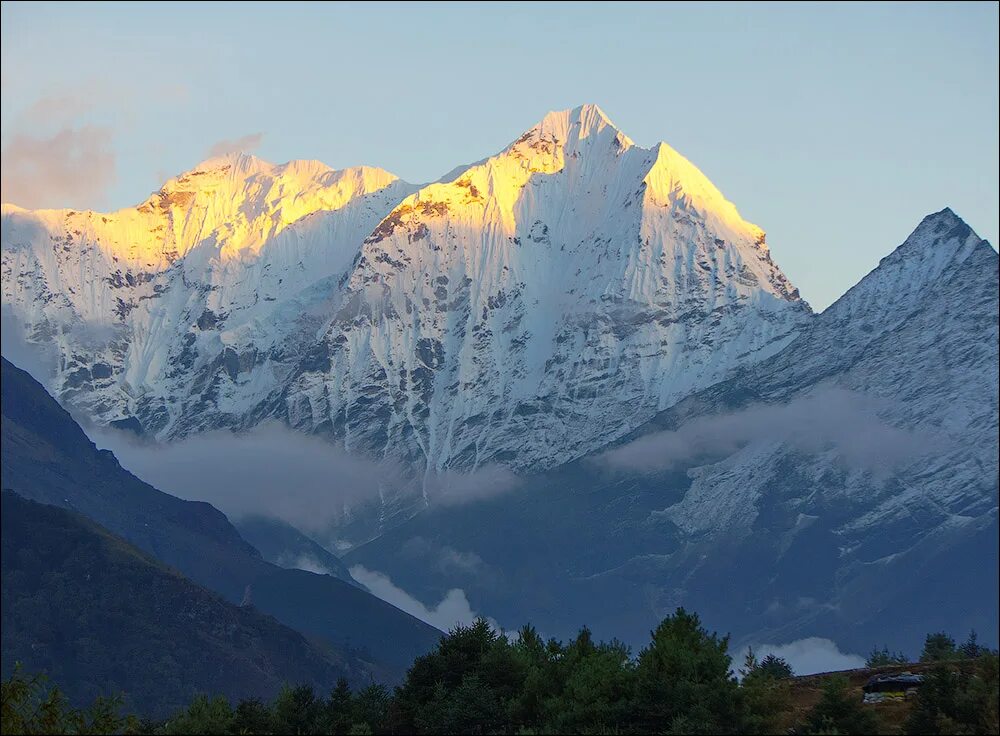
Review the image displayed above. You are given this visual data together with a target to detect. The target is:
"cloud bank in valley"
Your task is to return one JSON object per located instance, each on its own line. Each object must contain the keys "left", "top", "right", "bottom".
{"left": 597, "top": 387, "right": 942, "bottom": 475}
{"left": 741, "top": 637, "right": 866, "bottom": 677}
{"left": 0, "top": 306, "right": 59, "bottom": 382}
{"left": 349, "top": 565, "right": 499, "bottom": 634}
{"left": 92, "top": 422, "right": 399, "bottom": 536}
{"left": 92, "top": 421, "right": 522, "bottom": 539}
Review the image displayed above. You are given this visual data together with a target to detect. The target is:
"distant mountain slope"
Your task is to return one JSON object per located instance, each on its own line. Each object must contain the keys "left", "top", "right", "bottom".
{"left": 235, "top": 514, "right": 359, "bottom": 586}
{"left": 1, "top": 492, "right": 360, "bottom": 718}
{"left": 0, "top": 356, "right": 440, "bottom": 679}
{"left": 345, "top": 209, "right": 999, "bottom": 655}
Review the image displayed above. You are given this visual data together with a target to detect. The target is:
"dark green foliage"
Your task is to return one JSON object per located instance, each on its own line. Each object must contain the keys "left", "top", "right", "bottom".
{"left": 6, "top": 609, "right": 1000, "bottom": 735}
{"left": 1, "top": 665, "right": 136, "bottom": 735}
{"left": 742, "top": 647, "right": 794, "bottom": 681}
{"left": 866, "top": 645, "right": 910, "bottom": 668}
{"left": 632, "top": 608, "right": 741, "bottom": 734}
{"left": 920, "top": 632, "right": 959, "bottom": 663}
{"left": 393, "top": 618, "right": 513, "bottom": 734}
{"left": 161, "top": 695, "right": 233, "bottom": 734}
{"left": 960, "top": 631, "right": 983, "bottom": 660}
{"left": 272, "top": 685, "right": 322, "bottom": 735}
{"left": 230, "top": 697, "right": 273, "bottom": 734}
{"left": 801, "top": 674, "right": 878, "bottom": 735}
{"left": 906, "top": 654, "right": 1000, "bottom": 735}
{"left": 324, "top": 679, "right": 354, "bottom": 735}
{"left": 757, "top": 654, "right": 793, "bottom": 679}
{"left": 351, "top": 684, "right": 391, "bottom": 734}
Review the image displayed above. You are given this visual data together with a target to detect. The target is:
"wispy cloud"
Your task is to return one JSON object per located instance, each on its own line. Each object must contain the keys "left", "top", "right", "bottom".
{"left": 1, "top": 125, "right": 116, "bottom": 209}
{"left": 1, "top": 305, "right": 60, "bottom": 380}
{"left": 400, "top": 537, "right": 488, "bottom": 576}
{"left": 349, "top": 565, "right": 500, "bottom": 634}
{"left": 92, "top": 420, "right": 522, "bottom": 539}
{"left": 18, "top": 93, "right": 96, "bottom": 127}
{"left": 425, "top": 464, "right": 521, "bottom": 506}
{"left": 206, "top": 132, "right": 264, "bottom": 158}
{"left": 596, "top": 387, "right": 941, "bottom": 475}
{"left": 92, "top": 422, "right": 399, "bottom": 536}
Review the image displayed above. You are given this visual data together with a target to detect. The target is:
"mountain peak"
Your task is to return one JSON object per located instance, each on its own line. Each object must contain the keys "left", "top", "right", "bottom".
{"left": 191, "top": 150, "right": 268, "bottom": 172}
{"left": 822, "top": 207, "right": 987, "bottom": 322}
{"left": 507, "top": 104, "right": 634, "bottom": 158}
{"left": 904, "top": 206, "right": 973, "bottom": 250}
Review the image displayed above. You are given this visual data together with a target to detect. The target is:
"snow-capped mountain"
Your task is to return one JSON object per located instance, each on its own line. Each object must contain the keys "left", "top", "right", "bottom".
{"left": 345, "top": 209, "right": 999, "bottom": 654}
{"left": 1, "top": 156, "right": 415, "bottom": 436}
{"left": 2, "top": 102, "right": 996, "bottom": 657}
{"left": 1, "top": 104, "right": 809, "bottom": 473}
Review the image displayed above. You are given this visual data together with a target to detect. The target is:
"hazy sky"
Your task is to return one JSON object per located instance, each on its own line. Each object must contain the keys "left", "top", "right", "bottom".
{"left": 1, "top": 1, "right": 996, "bottom": 309}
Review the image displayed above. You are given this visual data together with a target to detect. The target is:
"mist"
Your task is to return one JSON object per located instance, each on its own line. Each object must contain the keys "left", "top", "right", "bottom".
{"left": 93, "top": 421, "right": 522, "bottom": 538}
{"left": 0, "top": 305, "right": 58, "bottom": 383}
{"left": 93, "top": 422, "right": 404, "bottom": 537}
{"left": 597, "top": 386, "right": 942, "bottom": 475}
{"left": 349, "top": 565, "right": 501, "bottom": 634}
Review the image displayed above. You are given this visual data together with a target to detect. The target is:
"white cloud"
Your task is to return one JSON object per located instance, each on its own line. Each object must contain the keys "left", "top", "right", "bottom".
{"left": 742, "top": 637, "right": 866, "bottom": 677}
{"left": 349, "top": 565, "right": 500, "bottom": 634}
{"left": 426, "top": 464, "right": 521, "bottom": 506}
{"left": 0, "top": 305, "right": 59, "bottom": 383}
{"left": 92, "top": 422, "right": 524, "bottom": 540}
{"left": 277, "top": 552, "right": 328, "bottom": 576}
{"left": 597, "top": 387, "right": 942, "bottom": 475}
{"left": 92, "top": 422, "right": 402, "bottom": 536}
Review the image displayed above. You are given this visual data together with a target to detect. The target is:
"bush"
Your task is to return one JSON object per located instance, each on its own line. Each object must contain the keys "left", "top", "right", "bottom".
{"left": 906, "top": 653, "right": 999, "bottom": 735}
{"left": 801, "top": 675, "right": 877, "bottom": 735}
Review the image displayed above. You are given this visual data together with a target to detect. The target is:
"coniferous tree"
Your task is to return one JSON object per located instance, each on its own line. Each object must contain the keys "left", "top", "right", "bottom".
{"left": 632, "top": 608, "right": 741, "bottom": 734}
{"left": 921, "top": 632, "right": 959, "bottom": 662}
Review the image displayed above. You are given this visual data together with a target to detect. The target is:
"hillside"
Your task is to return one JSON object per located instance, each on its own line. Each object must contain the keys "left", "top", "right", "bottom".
{"left": 1, "top": 492, "right": 361, "bottom": 718}
{"left": 0, "top": 356, "right": 441, "bottom": 680}
{"left": 779, "top": 660, "right": 990, "bottom": 734}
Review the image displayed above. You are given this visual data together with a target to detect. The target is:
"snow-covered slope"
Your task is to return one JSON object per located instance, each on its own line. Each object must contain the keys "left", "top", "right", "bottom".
{"left": 660, "top": 208, "right": 997, "bottom": 540}
{"left": 1, "top": 105, "right": 809, "bottom": 473}
{"left": 345, "top": 209, "right": 999, "bottom": 653}
{"left": 2, "top": 154, "right": 416, "bottom": 435}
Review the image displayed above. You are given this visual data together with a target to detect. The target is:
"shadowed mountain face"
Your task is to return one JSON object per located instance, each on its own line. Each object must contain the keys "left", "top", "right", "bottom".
{"left": 345, "top": 210, "right": 999, "bottom": 656}
{"left": 234, "top": 514, "right": 361, "bottom": 586}
{"left": 0, "top": 356, "right": 441, "bottom": 681}
{"left": 1, "top": 492, "right": 362, "bottom": 718}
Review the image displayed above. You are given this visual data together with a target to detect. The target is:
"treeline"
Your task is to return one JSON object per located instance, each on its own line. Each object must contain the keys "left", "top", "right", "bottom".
{"left": 3, "top": 608, "right": 998, "bottom": 735}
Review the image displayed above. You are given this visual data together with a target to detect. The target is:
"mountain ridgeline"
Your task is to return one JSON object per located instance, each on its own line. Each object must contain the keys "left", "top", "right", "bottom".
{"left": 1, "top": 104, "right": 807, "bottom": 480}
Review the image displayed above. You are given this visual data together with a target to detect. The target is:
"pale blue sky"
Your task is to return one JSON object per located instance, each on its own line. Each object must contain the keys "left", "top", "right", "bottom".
{"left": 1, "top": 1, "right": 997, "bottom": 309}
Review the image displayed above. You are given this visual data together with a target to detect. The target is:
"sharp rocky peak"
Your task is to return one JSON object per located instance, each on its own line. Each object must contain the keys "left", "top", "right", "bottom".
{"left": 821, "top": 207, "right": 989, "bottom": 324}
